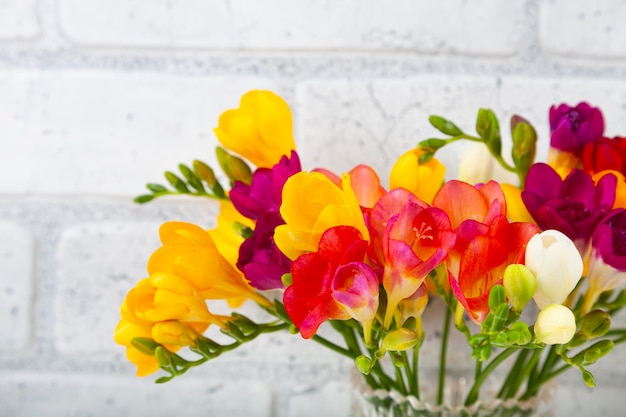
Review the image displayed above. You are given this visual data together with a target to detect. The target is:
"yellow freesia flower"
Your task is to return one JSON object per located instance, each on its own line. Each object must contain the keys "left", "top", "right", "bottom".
{"left": 148, "top": 221, "right": 270, "bottom": 307}
{"left": 389, "top": 147, "right": 445, "bottom": 204}
{"left": 134, "top": 274, "right": 227, "bottom": 325}
{"left": 214, "top": 90, "right": 296, "bottom": 168}
{"left": 274, "top": 171, "right": 369, "bottom": 260}
{"left": 207, "top": 200, "right": 254, "bottom": 270}
{"left": 501, "top": 183, "right": 535, "bottom": 223}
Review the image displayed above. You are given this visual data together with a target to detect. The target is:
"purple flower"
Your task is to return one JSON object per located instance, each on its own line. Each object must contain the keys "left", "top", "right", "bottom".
{"left": 549, "top": 102, "right": 604, "bottom": 155}
{"left": 230, "top": 151, "right": 301, "bottom": 220}
{"left": 584, "top": 209, "right": 626, "bottom": 311}
{"left": 237, "top": 212, "right": 291, "bottom": 290}
{"left": 521, "top": 163, "right": 616, "bottom": 253}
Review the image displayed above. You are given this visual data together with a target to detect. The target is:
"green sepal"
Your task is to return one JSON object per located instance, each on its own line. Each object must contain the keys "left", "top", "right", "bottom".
{"left": 429, "top": 115, "right": 463, "bottom": 136}
{"left": 131, "top": 337, "right": 160, "bottom": 355}
{"left": 281, "top": 273, "right": 293, "bottom": 287}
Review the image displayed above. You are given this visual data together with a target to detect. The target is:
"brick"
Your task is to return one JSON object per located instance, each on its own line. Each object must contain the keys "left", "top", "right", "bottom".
{"left": 0, "top": 0, "right": 40, "bottom": 40}
{"left": 296, "top": 77, "right": 501, "bottom": 182}
{"left": 54, "top": 221, "right": 164, "bottom": 354}
{"left": 0, "top": 222, "right": 34, "bottom": 351}
{"left": 0, "top": 374, "right": 272, "bottom": 417}
{"left": 540, "top": 0, "right": 626, "bottom": 58}
{"left": 0, "top": 70, "right": 276, "bottom": 195}
{"left": 57, "top": 0, "right": 524, "bottom": 55}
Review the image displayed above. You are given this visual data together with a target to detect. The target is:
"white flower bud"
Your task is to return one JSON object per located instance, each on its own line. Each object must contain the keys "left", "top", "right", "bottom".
{"left": 534, "top": 304, "right": 576, "bottom": 345}
{"left": 526, "top": 230, "right": 583, "bottom": 309}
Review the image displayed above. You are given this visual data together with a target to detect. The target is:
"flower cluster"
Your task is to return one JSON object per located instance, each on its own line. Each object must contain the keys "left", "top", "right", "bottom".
{"left": 115, "top": 91, "right": 626, "bottom": 409}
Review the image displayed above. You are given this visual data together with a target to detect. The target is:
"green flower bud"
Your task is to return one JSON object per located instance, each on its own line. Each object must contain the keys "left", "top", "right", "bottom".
{"left": 355, "top": 355, "right": 373, "bottom": 375}
{"left": 381, "top": 328, "right": 419, "bottom": 352}
{"left": 510, "top": 115, "right": 537, "bottom": 181}
{"left": 216, "top": 146, "right": 253, "bottom": 185}
{"left": 581, "top": 310, "right": 611, "bottom": 339}
{"left": 503, "top": 264, "right": 537, "bottom": 312}
{"left": 476, "top": 108, "right": 502, "bottom": 158}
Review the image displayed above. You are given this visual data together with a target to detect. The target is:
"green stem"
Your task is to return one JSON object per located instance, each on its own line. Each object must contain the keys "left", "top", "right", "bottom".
{"left": 437, "top": 305, "right": 452, "bottom": 405}
{"left": 464, "top": 348, "right": 517, "bottom": 406}
{"left": 497, "top": 349, "right": 528, "bottom": 399}
{"left": 413, "top": 345, "right": 421, "bottom": 399}
{"left": 311, "top": 334, "right": 354, "bottom": 358}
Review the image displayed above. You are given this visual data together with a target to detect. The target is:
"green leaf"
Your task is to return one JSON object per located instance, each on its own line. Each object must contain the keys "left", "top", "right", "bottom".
{"left": 429, "top": 115, "right": 463, "bottom": 136}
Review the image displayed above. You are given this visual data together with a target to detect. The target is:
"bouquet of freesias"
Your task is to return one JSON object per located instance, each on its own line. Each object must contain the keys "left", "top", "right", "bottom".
{"left": 114, "top": 91, "right": 626, "bottom": 412}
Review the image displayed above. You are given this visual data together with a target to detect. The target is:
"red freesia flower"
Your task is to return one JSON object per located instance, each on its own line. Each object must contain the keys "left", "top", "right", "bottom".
{"left": 381, "top": 202, "right": 456, "bottom": 328}
{"left": 283, "top": 226, "right": 376, "bottom": 339}
{"left": 582, "top": 137, "right": 626, "bottom": 175}
{"left": 449, "top": 215, "right": 539, "bottom": 322}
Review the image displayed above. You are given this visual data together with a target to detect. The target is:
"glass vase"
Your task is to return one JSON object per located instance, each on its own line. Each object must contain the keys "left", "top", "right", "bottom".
{"left": 351, "top": 299, "right": 554, "bottom": 417}
{"left": 351, "top": 367, "right": 555, "bottom": 417}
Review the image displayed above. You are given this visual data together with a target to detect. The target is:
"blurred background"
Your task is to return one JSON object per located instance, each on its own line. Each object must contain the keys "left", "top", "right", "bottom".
{"left": 2, "top": 1, "right": 626, "bottom": 416}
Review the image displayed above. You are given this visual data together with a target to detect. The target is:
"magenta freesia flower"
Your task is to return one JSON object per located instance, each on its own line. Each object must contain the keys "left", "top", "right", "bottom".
{"left": 237, "top": 212, "right": 292, "bottom": 290}
{"left": 522, "top": 163, "right": 616, "bottom": 254}
{"left": 230, "top": 151, "right": 301, "bottom": 220}
{"left": 549, "top": 102, "right": 604, "bottom": 154}
{"left": 585, "top": 209, "right": 626, "bottom": 311}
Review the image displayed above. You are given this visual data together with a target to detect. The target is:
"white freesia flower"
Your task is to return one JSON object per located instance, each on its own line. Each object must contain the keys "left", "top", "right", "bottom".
{"left": 534, "top": 304, "right": 576, "bottom": 345}
{"left": 526, "top": 230, "right": 583, "bottom": 309}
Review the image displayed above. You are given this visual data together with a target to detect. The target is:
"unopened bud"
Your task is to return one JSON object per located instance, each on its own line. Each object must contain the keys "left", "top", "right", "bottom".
{"left": 152, "top": 321, "right": 199, "bottom": 347}
{"left": 216, "top": 147, "right": 253, "bottom": 185}
{"left": 381, "top": 328, "right": 419, "bottom": 352}
{"left": 534, "top": 304, "right": 576, "bottom": 345}
{"left": 355, "top": 355, "right": 373, "bottom": 375}
{"left": 510, "top": 115, "right": 537, "bottom": 177}
{"left": 503, "top": 264, "right": 537, "bottom": 311}
{"left": 581, "top": 310, "right": 611, "bottom": 339}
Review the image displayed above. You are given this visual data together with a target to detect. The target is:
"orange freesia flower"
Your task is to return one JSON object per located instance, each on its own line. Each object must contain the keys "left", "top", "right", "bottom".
{"left": 214, "top": 90, "right": 296, "bottom": 168}
{"left": 314, "top": 164, "right": 387, "bottom": 209}
{"left": 432, "top": 180, "right": 506, "bottom": 229}
{"left": 148, "top": 221, "right": 270, "bottom": 307}
{"left": 274, "top": 171, "right": 369, "bottom": 260}
{"left": 389, "top": 147, "right": 445, "bottom": 204}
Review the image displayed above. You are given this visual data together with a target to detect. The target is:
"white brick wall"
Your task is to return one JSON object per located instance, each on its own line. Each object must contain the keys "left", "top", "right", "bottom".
{"left": 2, "top": 1, "right": 626, "bottom": 416}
